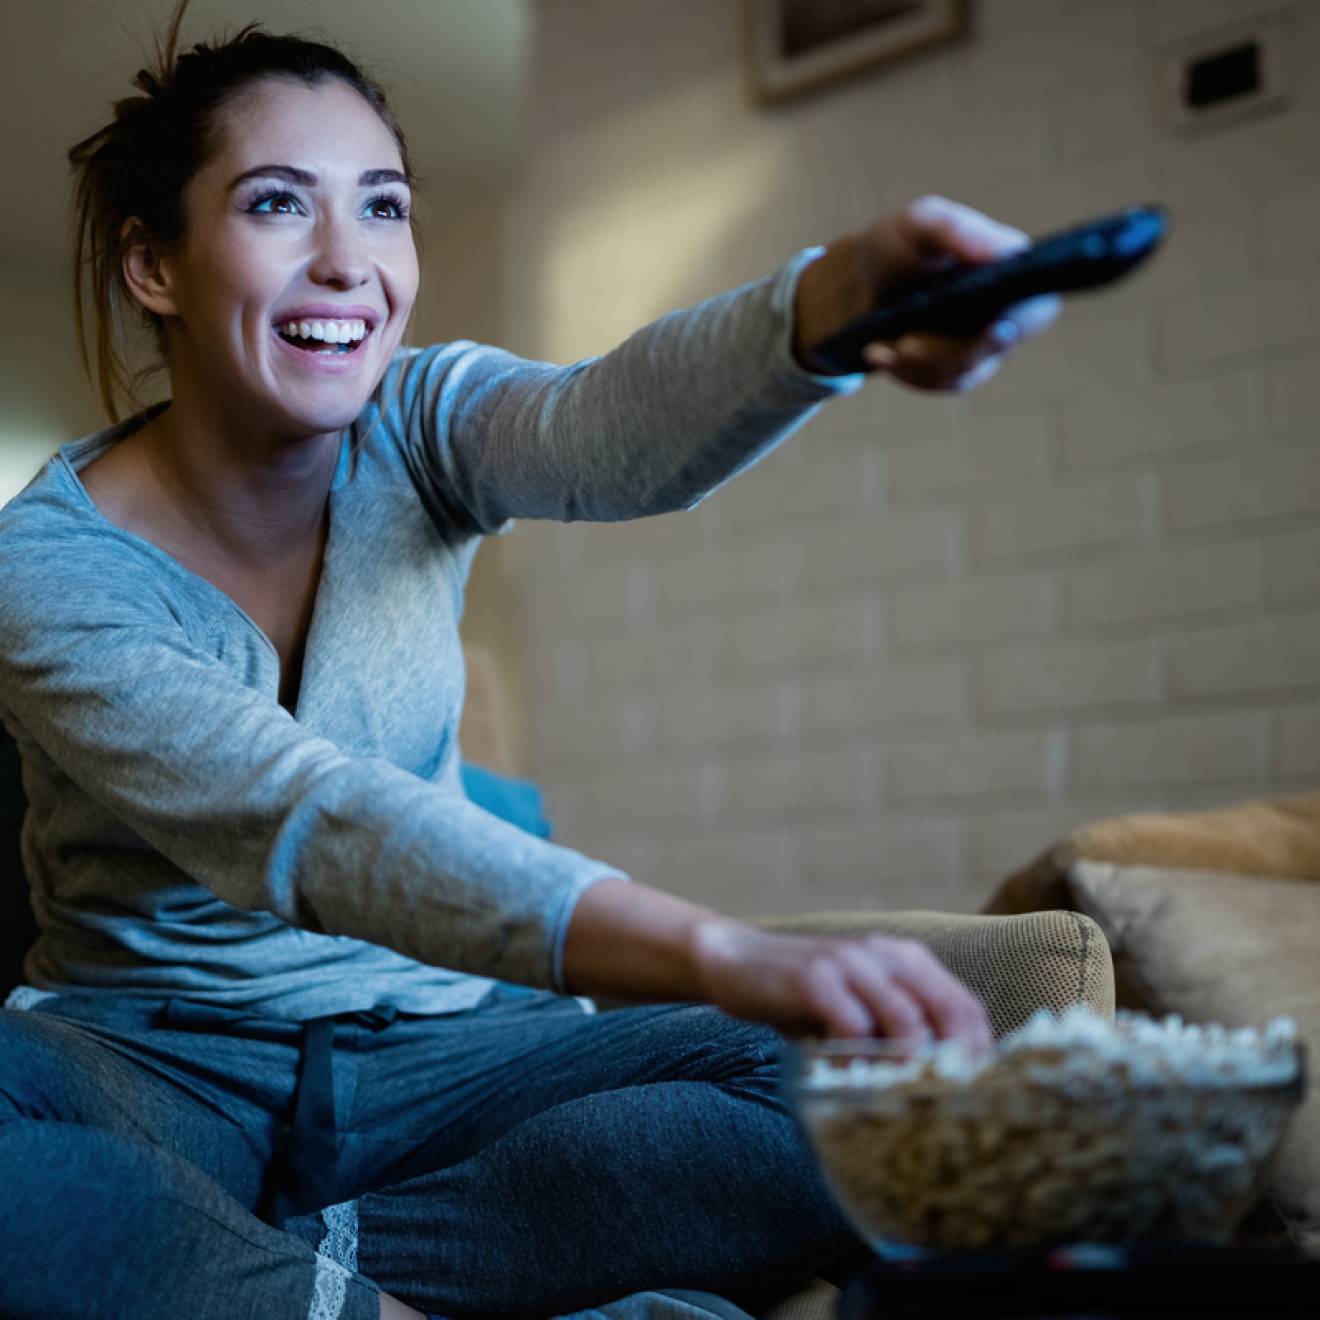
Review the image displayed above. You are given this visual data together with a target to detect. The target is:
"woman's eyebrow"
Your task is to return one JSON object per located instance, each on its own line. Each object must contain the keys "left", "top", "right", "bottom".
{"left": 228, "top": 164, "right": 409, "bottom": 190}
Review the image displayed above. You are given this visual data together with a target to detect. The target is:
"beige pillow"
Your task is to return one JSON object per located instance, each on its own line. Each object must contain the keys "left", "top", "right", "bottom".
{"left": 1067, "top": 859, "right": 1320, "bottom": 1258}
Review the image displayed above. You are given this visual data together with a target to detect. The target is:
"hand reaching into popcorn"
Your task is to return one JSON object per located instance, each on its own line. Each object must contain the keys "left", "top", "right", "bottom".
{"left": 565, "top": 878, "right": 994, "bottom": 1048}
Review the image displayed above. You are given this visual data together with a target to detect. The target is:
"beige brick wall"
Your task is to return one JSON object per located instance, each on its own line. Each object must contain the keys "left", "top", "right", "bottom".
{"left": 486, "top": 0, "right": 1320, "bottom": 917}
{"left": 0, "top": 254, "right": 102, "bottom": 504}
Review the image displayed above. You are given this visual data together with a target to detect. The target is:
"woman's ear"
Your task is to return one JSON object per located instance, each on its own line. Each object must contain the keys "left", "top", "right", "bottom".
{"left": 120, "top": 217, "right": 180, "bottom": 319}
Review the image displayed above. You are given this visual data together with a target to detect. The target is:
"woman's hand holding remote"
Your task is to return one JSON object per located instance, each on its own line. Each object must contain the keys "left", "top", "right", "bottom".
{"left": 793, "top": 193, "right": 1062, "bottom": 392}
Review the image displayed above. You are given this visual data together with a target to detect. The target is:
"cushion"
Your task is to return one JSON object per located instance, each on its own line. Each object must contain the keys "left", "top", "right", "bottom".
{"left": 985, "top": 791, "right": 1320, "bottom": 920}
{"left": 459, "top": 761, "right": 553, "bottom": 839}
{"left": 1066, "top": 859, "right": 1320, "bottom": 1258}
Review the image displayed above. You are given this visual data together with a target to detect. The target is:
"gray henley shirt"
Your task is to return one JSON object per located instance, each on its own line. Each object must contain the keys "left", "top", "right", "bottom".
{"left": 0, "top": 245, "right": 864, "bottom": 1020}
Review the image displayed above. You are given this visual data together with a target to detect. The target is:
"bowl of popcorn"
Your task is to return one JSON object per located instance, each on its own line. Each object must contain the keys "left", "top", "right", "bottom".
{"left": 781, "top": 1005, "right": 1306, "bottom": 1254}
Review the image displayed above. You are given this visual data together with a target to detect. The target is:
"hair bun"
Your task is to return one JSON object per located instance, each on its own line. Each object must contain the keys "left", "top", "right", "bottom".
{"left": 131, "top": 68, "right": 164, "bottom": 97}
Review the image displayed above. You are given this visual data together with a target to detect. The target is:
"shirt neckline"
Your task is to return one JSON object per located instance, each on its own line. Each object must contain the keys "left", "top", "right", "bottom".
{"left": 53, "top": 403, "right": 349, "bottom": 720}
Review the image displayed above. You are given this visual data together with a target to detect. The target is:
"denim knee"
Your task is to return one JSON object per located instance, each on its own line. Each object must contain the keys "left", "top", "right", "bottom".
{"left": 664, "top": 1003, "right": 788, "bottom": 1083}
{"left": 0, "top": 1120, "right": 149, "bottom": 1301}
{"left": 0, "top": 1012, "right": 51, "bottom": 1125}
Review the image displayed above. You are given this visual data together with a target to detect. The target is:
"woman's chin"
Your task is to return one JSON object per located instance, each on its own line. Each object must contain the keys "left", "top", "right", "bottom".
{"left": 274, "top": 399, "right": 368, "bottom": 441}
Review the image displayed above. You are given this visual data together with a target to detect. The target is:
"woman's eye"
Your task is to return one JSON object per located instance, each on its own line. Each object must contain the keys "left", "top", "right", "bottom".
{"left": 248, "top": 190, "right": 301, "bottom": 216}
{"left": 244, "top": 190, "right": 409, "bottom": 221}
{"left": 365, "top": 194, "right": 410, "bottom": 221}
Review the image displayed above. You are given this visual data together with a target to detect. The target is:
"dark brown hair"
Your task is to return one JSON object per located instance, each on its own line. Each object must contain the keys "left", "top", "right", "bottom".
{"left": 67, "top": 0, "right": 424, "bottom": 423}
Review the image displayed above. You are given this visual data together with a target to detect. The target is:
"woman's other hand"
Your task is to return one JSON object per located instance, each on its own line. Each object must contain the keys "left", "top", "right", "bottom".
{"left": 793, "top": 193, "right": 1062, "bottom": 392}
{"left": 563, "top": 878, "right": 991, "bottom": 1048}
{"left": 688, "top": 918, "right": 993, "bottom": 1049}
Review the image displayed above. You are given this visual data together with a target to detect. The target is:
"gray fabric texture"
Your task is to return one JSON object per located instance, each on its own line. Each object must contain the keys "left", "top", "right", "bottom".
{"left": 0, "top": 245, "right": 862, "bottom": 1021}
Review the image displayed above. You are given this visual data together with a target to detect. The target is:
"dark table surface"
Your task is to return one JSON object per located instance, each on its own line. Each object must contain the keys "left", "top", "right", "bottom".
{"left": 837, "top": 1239, "right": 1320, "bottom": 1319}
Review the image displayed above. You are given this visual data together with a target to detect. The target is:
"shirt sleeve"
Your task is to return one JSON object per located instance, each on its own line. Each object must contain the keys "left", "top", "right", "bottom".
{"left": 378, "top": 245, "right": 867, "bottom": 536}
{"left": 0, "top": 549, "right": 624, "bottom": 994}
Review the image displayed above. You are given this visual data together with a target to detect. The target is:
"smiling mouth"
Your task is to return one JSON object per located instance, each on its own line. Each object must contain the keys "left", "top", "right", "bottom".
{"left": 274, "top": 325, "right": 372, "bottom": 355}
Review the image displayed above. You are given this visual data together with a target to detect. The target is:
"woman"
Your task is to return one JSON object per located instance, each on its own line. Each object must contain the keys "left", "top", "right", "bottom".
{"left": 0, "top": 4, "right": 1058, "bottom": 1318}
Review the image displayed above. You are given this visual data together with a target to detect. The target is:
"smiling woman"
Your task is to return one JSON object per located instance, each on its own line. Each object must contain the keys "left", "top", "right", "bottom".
{"left": 67, "top": 11, "right": 423, "bottom": 429}
{"left": 0, "top": 0, "right": 1052, "bottom": 1317}
{"left": 71, "top": 75, "right": 421, "bottom": 535}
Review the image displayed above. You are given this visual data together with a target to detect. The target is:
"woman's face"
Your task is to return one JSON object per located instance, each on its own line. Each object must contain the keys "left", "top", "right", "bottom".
{"left": 151, "top": 75, "right": 420, "bottom": 442}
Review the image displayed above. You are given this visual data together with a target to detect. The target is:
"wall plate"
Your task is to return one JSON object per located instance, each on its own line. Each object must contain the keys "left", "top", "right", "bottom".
{"left": 1156, "top": 5, "right": 1295, "bottom": 135}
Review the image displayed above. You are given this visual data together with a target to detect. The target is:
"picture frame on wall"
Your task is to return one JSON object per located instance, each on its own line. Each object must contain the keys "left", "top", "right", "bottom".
{"left": 743, "top": 0, "right": 969, "bottom": 105}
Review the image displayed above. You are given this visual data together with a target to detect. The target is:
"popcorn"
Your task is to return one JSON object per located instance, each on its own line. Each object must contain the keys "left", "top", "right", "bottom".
{"left": 789, "top": 1006, "right": 1304, "bottom": 1251}
{"left": 804, "top": 1006, "right": 1298, "bottom": 1091}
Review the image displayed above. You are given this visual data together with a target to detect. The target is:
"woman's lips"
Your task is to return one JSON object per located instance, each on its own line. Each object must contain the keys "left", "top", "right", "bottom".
{"left": 271, "top": 324, "right": 373, "bottom": 373}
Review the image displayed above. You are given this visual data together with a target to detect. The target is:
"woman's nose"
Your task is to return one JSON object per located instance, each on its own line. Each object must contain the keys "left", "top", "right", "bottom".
{"left": 307, "top": 216, "right": 368, "bottom": 289}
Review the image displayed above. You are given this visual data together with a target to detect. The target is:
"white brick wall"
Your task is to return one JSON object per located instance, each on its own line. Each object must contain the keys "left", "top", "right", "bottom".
{"left": 1269, "top": 526, "right": 1320, "bottom": 604}
{"left": 726, "top": 745, "right": 875, "bottom": 819}
{"left": 887, "top": 729, "right": 1061, "bottom": 804}
{"left": 1168, "top": 611, "right": 1320, "bottom": 698}
{"left": 1060, "top": 370, "right": 1261, "bottom": 471}
{"left": 1064, "top": 541, "right": 1263, "bottom": 630}
{"left": 973, "top": 472, "right": 1152, "bottom": 563}
{"left": 1164, "top": 443, "right": 1320, "bottom": 532}
{"left": 1277, "top": 705, "right": 1320, "bottom": 781}
{"left": 478, "top": 0, "right": 1320, "bottom": 920}
{"left": 891, "top": 572, "right": 1055, "bottom": 651}
{"left": 1071, "top": 711, "right": 1270, "bottom": 789}
{"left": 976, "top": 638, "right": 1161, "bottom": 719}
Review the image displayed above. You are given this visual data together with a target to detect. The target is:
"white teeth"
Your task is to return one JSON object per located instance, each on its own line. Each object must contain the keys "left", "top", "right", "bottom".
{"left": 277, "top": 318, "right": 369, "bottom": 343}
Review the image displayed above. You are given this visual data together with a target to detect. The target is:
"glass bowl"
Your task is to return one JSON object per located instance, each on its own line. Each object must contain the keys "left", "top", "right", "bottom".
{"left": 780, "top": 1015, "right": 1307, "bottom": 1255}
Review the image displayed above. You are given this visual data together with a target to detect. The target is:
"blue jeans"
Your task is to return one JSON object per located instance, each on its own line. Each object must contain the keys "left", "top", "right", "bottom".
{"left": 0, "top": 983, "right": 864, "bottom": 1318}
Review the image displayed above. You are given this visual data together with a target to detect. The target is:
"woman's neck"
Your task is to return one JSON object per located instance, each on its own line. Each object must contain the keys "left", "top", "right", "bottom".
{"left": 132, "top": 394, "right": 339, "bottom": 572}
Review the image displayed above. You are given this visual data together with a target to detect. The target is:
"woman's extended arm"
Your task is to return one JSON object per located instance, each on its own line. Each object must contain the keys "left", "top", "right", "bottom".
{"left": 376, "top": 244, "right": 861, "bottom": 538}
{"left": 378, "top": 196, "right": 1059, "bottom": 539}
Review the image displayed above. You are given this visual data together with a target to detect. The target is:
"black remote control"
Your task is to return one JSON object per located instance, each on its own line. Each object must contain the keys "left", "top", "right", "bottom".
{"left": 805, "top": 203, "right": 1169, "bottom": 375}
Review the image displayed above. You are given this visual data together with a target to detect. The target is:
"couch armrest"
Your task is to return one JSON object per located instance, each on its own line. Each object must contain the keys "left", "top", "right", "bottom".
{"left": 592, "top": 909, "right": 1115, "bottom": 1039}
{"left": 752, "top": 909, "right": 1115, "bottom": 1038}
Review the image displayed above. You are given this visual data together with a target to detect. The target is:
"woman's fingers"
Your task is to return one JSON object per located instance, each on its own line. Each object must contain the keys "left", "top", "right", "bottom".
{"left": 798, "top": 196, "right": 1064, "bottom": 388}
{"left": 867, "top": 333, "right": 990, "bottom": 389}
{"left": 863, "top": 194, "right": 1063, "bottom": 393}
{"left": 878, "top": 939, "right": 994, "bottom": 1049}
{"left": 823, "top": 939, "right": 992, "bottom": 1048}
{"left": 895, "top": 194, "right": 1030, "bottom": 266}
{"left": 803, "top": 950, "right": 928, "bottom": 1042}
{"left": 993, "top": 292, "right": 1063, "bottom": 349}
{"left": 696, "top": 924, "right": 993, "bottom": 1047}
{"left": 865, "top": 290, "right": 1063, "bottom": 392}
{"left": 889, "top": 346, "right": 1003, "bottom": 393}
{"left": 813, "top": 939, "right": 992, "bottom": 1050}
{"left": 798, "top": 954, "right": 874, "bottom": 1038}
